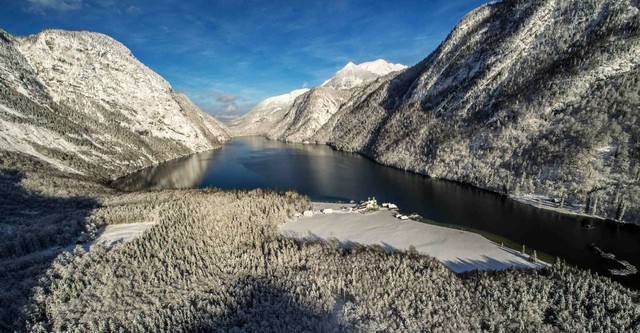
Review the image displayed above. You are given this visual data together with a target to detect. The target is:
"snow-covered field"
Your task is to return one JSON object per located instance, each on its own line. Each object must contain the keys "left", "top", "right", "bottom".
{"left": 281, "top": 203, "right": 546, "bottom": 273}
{"left": 87, "top": 202, "right": 546, "bottom": 273}
{"left": 90, "top": 222, "right": 156, "bottom": 248}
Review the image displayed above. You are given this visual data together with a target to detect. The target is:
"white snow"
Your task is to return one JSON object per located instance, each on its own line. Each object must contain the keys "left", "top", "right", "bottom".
{"left": 0, "top": 118, "right": 83, "bottom": 174}
{"left": 91, "top": 222, "right": 156, "bottom": 248}
{"left": 0, "top": 104, "right": 25, "bottom": 118}
{"left": 357, "top": 59, "right": 407, "bottom": 76}
{"left": 281, "top": 203, "right": 545, "bottom": 273}
{"left": 263, "top": 89, "right": 310, "bottom": 107}
{"left": 322, "top": 59, "right": 407, "bottom": 90}
{"left": 13, "top": 30, "right": 223, "bottom": 153}
{"left": 228, "top": 89, "right": 310, "bottom": 136}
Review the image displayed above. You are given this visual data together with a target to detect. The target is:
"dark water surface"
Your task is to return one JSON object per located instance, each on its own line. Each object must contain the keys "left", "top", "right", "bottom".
{"left": 113, "top": 137, "right": 640, "bottom": 288}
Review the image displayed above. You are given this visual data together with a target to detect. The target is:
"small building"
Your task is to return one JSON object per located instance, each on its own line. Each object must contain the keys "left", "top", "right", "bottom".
{"left": 303, "top": 210, "right": 314, "bottom": 217}
{"left": 358, "top": 197, "right": 379, "bottom": 211}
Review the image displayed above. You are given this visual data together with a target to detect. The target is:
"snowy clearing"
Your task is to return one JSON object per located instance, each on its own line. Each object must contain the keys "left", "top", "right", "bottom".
{"left": 90, "top": 222, "right": 156, "bottom": 248}
{"left": 281, "top": 202, "right": 546, "bottom": 273}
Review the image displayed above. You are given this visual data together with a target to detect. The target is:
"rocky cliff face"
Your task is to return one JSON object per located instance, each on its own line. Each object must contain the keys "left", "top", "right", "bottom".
{"left": 319, "top": 0, "right": 640, "bottom": 222}
{"left": 0, "top": 29, "right": 230, "bottom": 180}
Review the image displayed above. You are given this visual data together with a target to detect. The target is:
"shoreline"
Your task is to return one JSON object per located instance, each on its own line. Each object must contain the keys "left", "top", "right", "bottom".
{"left": 281, "top": 202, "right": 547, "bottom": 274}
{"left": 248, "top": 135, "right": 635, "bottom": 226}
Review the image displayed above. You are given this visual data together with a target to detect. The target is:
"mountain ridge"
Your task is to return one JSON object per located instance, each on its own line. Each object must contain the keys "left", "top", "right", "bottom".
{"left": 321, "top": 59, "right": 407, "bottom": 90}
{"left": 229, "top": 59, "right": 407, "bottom": 141}
{"left": 325, "top": 0, "right": 640, "bottom": 222}
{"left": 0, "top": 28, "right": 231, "bottom": 180}
{"left": 234, "top": 0, "right": 640, "bottom": 223}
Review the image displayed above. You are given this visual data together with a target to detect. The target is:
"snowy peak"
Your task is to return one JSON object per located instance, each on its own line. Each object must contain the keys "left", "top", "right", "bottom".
{"left": 322, "top": 59, "right": 407, "bottom": 90}
{"left": 227, "top": 88, "right": 310, "bottom": 136}
{"left": 358, "top": 59, "right": 408, "bottom": 76}
{"left": 231, "top": 59, "right": 406, "bottom": 139}
{"left": 260, "top": 88, "right": 310, "bottom": 107}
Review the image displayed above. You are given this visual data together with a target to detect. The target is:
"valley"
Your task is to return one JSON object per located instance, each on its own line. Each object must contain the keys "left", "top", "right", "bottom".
{"left": 1, "top": 0, "right": 639, "bottom": 331}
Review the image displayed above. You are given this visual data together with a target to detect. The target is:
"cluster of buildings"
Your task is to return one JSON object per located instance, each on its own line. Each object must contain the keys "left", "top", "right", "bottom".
{"left": 299, "top": 197, "right": 412, "bottom": 220}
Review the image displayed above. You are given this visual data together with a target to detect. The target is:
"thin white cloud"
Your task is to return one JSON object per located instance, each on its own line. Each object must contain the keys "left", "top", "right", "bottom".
{"left": 126, "top": 5, "right": 142, "bottom": 15}
{"left": 26, "top": 0, "right": 83, "bottom": 13}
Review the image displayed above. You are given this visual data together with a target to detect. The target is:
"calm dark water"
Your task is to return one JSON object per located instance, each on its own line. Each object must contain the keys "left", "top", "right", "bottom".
{"left": 113, "top": 137, "right": 640, "bottom": 288}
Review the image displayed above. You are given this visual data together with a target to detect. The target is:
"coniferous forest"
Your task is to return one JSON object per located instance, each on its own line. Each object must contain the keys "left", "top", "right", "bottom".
{"left": 1, "top": 0, "right": 640, "bottom": 331}
{"left": 0, "top": 153, "right": 636, "bottom": 332}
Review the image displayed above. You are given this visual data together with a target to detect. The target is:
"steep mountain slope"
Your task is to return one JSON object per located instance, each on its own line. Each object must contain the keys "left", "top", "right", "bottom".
{"left": 231, "top": 59, "right": 406, "bottom": 142}
{"left": 227, "top": 89, "right": 308, "bottom": 136}
{"left": 317, "top": 0, "right": 640, "bottom": 222}
{"left": 0, "top": 29, "right": 230, "bottom": 180}
{"left": 266, "top": 87, "right": 349, "bottom": 142}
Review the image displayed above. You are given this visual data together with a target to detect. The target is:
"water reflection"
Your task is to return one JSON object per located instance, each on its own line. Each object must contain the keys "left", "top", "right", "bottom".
{"left": 111, "top": 150, "right": 217, "bottom": 191}
{"left": 112, "top": 136, "right": 640, "bottom": 288}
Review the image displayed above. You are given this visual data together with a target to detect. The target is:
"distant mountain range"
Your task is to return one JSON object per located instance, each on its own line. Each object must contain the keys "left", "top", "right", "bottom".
{"left": 232, "top": 0, "right": 640, "bottom": 223}
{"left": 0, "top": 29, "right": 231, "bottom": 180}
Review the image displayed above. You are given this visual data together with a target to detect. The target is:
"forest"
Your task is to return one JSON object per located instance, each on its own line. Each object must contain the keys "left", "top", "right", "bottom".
{"left": 0, "top": 152, "right": 636, "bottom": 332}
{"left": 1, "top": 0, "right": 639, "bottom": 331}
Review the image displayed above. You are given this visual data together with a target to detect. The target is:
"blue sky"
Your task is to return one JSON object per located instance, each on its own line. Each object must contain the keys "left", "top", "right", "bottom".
{"left": 1, "top": 0, "right": 489, "bottom": 120}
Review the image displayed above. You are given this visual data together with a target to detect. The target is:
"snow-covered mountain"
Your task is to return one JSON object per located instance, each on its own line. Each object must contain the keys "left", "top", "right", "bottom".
{"left": 267, "top": 87, "right": 349, "bottom": 142}
{"left": 228, "top": 89, "right": 308, "bottom": 137}
{"left": 231, "top": 0, "right": 640, "bottom": 223}
{"left": 0, "top": 29, "right": 231, "bottom": 180}
{"left": 229, "top": 59, "right": 406, "bottom": 141}
{"left": 322, "top": 59, "right": 407, "bottom": 90}
{"left": 316, "top": 0, "right": 640, "bottom": 222}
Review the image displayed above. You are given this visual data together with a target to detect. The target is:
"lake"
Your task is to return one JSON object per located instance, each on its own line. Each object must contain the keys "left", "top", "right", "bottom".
{"left": 112, "top": 136, "right": 640, "bottom": 288}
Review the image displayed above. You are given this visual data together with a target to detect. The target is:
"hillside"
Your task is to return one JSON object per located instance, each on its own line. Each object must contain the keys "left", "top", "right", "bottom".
{"left": 229, "top": 60, "right": 406, "bottom": 142}
{"left": 0, "top": 29, "right": 230, "bottom": 180}
{"left": 267, "top": 87, "right": 349, "bottom": 142}
{"left": 257, "top": 0, "right": 640, "bottom": 223}
{"left": 228, "top": 88, "right": 309, "bottom": 137}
